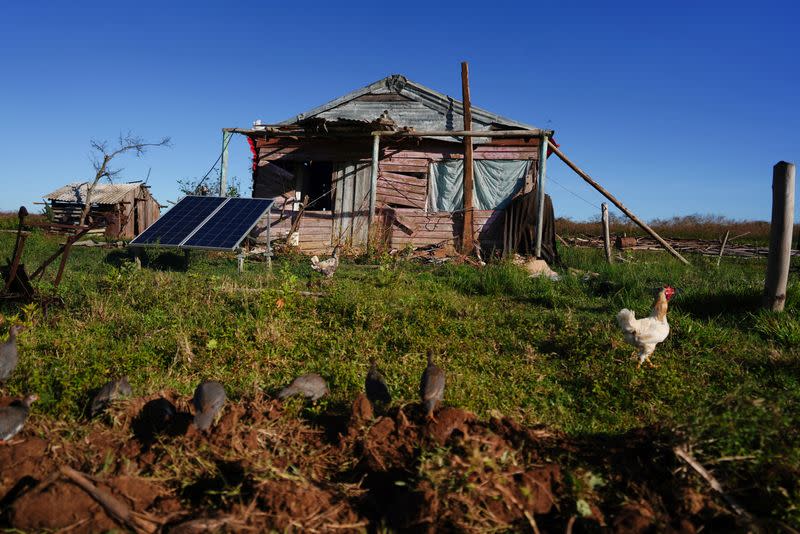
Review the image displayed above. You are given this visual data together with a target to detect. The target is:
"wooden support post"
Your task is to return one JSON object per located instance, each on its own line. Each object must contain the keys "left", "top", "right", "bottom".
{"left": 535, "top": 135, "right": 549, "bottom": 257}
{"left": 763, "top": 161, "right": 795, "bottom": 312}
{"left": 369, "top": 133, "right": 379, "bottom": 241}
{"left": 53, "top": 238, "right": 75, "bottom": 289}
{"left": 220, "top": 130, "right": 232, "bottom": 197}
{"left": 601, "top": 203, "right": 612, "bottom": 264}
{"left": 548, "top": 143, "right": 690, "bottom": 266}
{"left": 461, "top": 61, "right": 475, "bottom": 255}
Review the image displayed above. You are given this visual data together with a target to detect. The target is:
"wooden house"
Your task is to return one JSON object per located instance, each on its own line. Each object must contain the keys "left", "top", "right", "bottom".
{"left": 235, "top": 74, "right": 557, "bottom": 258}
{"left": 43, "top": 182, "right": 161, "bottom": 239}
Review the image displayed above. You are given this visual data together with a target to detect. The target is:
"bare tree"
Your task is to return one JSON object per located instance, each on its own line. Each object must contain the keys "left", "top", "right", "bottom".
{"left": 79, "top": 132, "right": 171, "bottom": 226}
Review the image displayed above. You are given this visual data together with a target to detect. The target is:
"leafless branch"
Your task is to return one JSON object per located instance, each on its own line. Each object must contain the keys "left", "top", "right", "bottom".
{"left": 79, "top": 132, "right": 171, "bottom": 225}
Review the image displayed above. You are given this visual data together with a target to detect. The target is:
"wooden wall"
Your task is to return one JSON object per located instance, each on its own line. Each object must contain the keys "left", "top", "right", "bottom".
{"left": 48, "top": 186, "right": 160, "bottom": 239}
{"left": 255, "top": 209, "right": 333, "bottom": 254}
{"left": 383, "top": 208, "right": 505, "bottom": 250}
{"left": 250, "top": 134, "right": 539, "bottom": 253}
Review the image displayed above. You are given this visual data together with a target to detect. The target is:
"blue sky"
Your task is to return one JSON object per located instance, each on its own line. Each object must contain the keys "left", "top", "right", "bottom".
{"left": 1, "top": 1, "right": 798, "bottom": 222}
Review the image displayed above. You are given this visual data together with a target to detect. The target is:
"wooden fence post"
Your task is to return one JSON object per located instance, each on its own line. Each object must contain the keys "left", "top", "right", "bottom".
{"left": 716, "top": 230, "right": 729, "bottom": 267}
{"left": 763, "top": 161, "right": 795, "bottom": 312}
{"left": 601, "top": 203, "right": 612, "bottom": 264}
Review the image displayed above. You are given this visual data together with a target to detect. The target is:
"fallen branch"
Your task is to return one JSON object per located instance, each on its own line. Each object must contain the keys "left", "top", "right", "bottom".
{"left": 673, "top": 445, "right": 752, "bottom": 520}
{"left": 59, "top": 465, "right": 161, "bottom": 534}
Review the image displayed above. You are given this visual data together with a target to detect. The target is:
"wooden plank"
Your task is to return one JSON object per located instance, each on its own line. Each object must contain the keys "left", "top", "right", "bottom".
{"left": 376, "top": 192, "right": 426, "bottom": 207}
{"left": 393, "top": 231, "right": 458, "bottom": 240}
{"left": 341, "top": 162, "right": 353, "bottom": 244}
{"left": 378, "top": 173, "right": 428, "bottom": 192}
{"left": 376, "top": 182, "right": 426, "bottom": 198}
{"left": 353, "top": 162, "right": 371, "bottom": 246}
{"left": 380, "top": 162, "right": 429, "bottom": 173}
{"left": 332, "top": 164, "right": 344, "bottom": 241}
{"left": 355, "top": 93, "right": 412, "bottom": 102}
{"left": 377, "top": 184, "right": 427, "bottom": 199}
{"left": 380, "top": 170, "right": 427, "bottom": 181}
{"left": 377, "top": 194, "right": 425, "bottom": 209}
{"left": 381, "top": 157, "right": 430, "bottom": 166}
{"left": 490, "top": 137, "right": 541, "bottom": 146}
{"left": 377, "top": 184, "right": 426, "bottom": 198}
{"left": 374, "top": 129, "right": 548, "bottom": 138}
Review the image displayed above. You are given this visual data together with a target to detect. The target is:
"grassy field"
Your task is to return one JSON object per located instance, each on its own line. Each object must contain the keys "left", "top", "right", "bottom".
{"left": 1, "top": 227, "right": 799, "bottom": 526}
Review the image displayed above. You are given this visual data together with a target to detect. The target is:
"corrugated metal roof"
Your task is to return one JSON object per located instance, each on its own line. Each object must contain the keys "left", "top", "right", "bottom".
{"left": 44, "top": 182, "right": 142, "bottom": 204}
{"left": 277, "top": 74, "right": 543, "bottom": 133}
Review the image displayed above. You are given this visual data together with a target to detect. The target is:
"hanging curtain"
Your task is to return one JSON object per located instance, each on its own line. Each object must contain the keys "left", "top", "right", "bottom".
{"left": 428, "top": 160, "right": 529, "bottom": 212}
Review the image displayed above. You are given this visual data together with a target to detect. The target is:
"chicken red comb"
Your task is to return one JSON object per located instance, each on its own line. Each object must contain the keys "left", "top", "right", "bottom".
{"left": 663, "top": 286, "right": 676, "bottom": 300}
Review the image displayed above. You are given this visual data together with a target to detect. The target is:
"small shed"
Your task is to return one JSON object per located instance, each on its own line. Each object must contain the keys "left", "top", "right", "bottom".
{"left": 43, "top": 182, "right": 161, "bottom": 239}
{"left": 228, "top": 74, "right": 558, "bottom": 260}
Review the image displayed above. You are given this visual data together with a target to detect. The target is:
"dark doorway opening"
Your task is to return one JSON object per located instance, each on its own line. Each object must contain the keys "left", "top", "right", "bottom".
{"left": 305, "top": 161, "right": 333, "bottom": 211}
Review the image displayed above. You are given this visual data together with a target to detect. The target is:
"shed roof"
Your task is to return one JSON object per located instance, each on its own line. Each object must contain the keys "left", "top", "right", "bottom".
{"left": 44, "top": 182, "right": 145, "bottom": 204}
{"left": 275, "top": 74, "right": 547, "bottom": 135}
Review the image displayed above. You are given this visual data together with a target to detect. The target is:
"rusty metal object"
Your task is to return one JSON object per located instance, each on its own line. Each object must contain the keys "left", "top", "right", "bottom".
{"left": 2, "top": 207, "right": 112, "bottom": 303}
{"left": 615, "top": 236, "right": 637, "bottom": 250}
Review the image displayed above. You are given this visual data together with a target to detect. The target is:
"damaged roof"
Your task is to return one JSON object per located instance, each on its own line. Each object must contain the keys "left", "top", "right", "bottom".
{"left": 44, "top": 182, "right": 146, "bottom": 204}
{"left": 276, "top": 74, "right": 544, "bottom": 134}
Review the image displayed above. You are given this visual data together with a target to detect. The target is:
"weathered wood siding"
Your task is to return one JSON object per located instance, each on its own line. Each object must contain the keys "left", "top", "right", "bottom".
{"left": 333, "top": 162, "right": 371, "bottom": 246}
{"left": 250, "top": 135, "right": 539, "bottom": 253}
{"left": 296, "top": 211, "right": 334, "bottom": 252}
{"left": 254, "top": 209, "right": 333, "bottom": 254}
{"left": 385, "top": 208, "right": 505, "bottom": 249}
{"left": 376, "top": 171, "right": 427, "bottom": 209}
{"left": 48, "top": 185, "right": 160, "bottom": 239}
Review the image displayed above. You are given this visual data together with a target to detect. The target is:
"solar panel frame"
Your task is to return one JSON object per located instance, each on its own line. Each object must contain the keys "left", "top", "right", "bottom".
{"left": 182, "top": 197, "right": 274, "bottom": 251}
{"left": 129, "top": 196, "right": 227, "bottom": 247}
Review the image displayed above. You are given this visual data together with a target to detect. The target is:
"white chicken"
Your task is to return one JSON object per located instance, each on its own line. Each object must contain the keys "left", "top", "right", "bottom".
{"left": 616, "top": 286, "right": 676, "bottom": 368}
{"left": 310, "top": 246, "right": 340, "bottom": 278}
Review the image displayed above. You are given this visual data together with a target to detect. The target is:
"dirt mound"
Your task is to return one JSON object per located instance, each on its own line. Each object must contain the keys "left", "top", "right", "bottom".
{"left": 0, "top": 392, "right": 754, "bottom": 532}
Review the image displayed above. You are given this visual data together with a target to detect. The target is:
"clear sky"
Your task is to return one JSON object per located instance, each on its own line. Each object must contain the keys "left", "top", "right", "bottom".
{"left": 1, "top": 1, "right": 798, "bottom": 222}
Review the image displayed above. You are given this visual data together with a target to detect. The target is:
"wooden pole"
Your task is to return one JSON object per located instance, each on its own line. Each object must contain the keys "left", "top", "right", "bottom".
{"left": 601, "top": 203, "right": 612, "bottom": 264}
{"left": 548, "top": 143, "right": 690, "bottom": 266}
{"left": 220, "top": 130, "right": 232, "bottom": 197}
{"left": 239, "top": 127, "right": 552, "bottom": 138}
{"left": 461, "top": 61, "right": 475, "bottom": 255}
{"left": 716, "top": 230, "right": 729, "bottom": 267}
{"left": 368, "top": 134, "right": 379, "bottom": 238}
{"left": 534, "top": 135, "right": 548, "bottom": 257}
{"left": 763, "top": 161, "right": 795, "bottom": 312}
{"left": 370, "top": 129, "right": 550, "bottom": 138}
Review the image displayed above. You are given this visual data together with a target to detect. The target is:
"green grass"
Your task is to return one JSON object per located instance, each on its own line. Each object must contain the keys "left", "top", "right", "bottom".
{"left": 2, "top": 230, "right": 800, "bottom": 522}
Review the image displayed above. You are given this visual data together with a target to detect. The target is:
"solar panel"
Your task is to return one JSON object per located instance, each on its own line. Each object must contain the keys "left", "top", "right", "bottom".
{"left": 183, "top": 198, "right": 273, "bottom": 250}
{"left": 130, "top": 196, "right": 226, "bottom": 247}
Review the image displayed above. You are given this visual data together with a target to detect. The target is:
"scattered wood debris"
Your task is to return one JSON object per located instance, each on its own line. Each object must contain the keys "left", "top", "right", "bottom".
{"left": 563, "top": 234, "right": 798, "bottom": 259}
